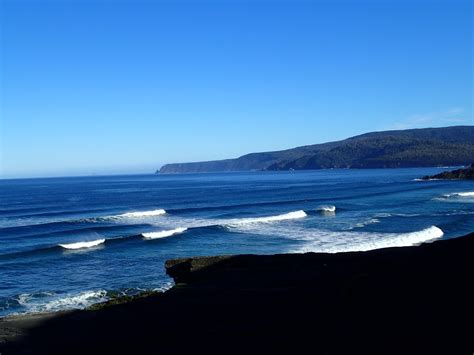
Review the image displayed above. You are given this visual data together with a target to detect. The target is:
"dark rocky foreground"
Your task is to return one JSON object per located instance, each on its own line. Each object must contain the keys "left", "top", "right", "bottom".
{"left": 422, "top": 164, "right": 474, "bottom": 180}
{"left": 1, "top": 233, "right": 474, "bottom": 355}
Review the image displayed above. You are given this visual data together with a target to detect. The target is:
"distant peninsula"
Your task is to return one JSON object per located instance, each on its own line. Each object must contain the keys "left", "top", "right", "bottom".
{"left": 422, "top": 164, "right": 474, "bottom": 180}
{"left": 158, "top": 126, "right": 474, "bottom": 173}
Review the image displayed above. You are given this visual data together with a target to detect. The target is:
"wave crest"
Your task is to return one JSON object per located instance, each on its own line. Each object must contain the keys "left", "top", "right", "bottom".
{"left": 443, "top": 191, "right": 474, "bottom": 198}
{"left": 375, "top": 226, "right": 444, "bottom": 249}
{"left": 294, "top": 226, "right": 444, "bottom": 253}
{"left": 117, "top": 209, "right": 167, "bottom": 218}
{"left": 317, "top": 205, "right": 336, "bottom": 213}
{"left": 142, "top": 227, "right": 188, "bottom": 239}
{"left": 228, "top": 210, "right": 307, "bottom": 226}
{"left": 59, "top": 239, "right": 105, "bottom": 250}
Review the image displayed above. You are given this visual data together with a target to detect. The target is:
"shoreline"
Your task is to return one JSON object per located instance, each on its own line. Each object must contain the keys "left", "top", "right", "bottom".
{"left": 421, "top": 164, "right": 474, "bottom": 180}
{"left": 1, "top": 232, "right": 473, "bottom": 354}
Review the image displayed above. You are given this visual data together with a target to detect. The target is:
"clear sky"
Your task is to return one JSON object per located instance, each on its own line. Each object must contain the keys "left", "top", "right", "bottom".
{"left": 1, "top": 0, "right": 472, "bottom": 178}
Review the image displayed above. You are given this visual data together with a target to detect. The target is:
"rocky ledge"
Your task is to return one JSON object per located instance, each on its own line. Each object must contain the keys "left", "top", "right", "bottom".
{"left": 422, "top": 164, "right": 474, "bottom": 180}
{"left": 1, "top": 233, "right": 474, "bottom": 354}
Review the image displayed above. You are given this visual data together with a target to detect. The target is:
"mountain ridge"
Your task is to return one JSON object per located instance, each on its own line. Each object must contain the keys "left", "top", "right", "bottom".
{"left": 158, "top": 126, "right": 474, "bottom": 173}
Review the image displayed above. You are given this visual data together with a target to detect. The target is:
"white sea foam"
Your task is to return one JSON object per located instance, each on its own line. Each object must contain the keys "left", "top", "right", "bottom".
{"left": 436, "top": 191, "right": 474, "bottom": 202}
{"left": 374, "top": 212, "right": 392, "bottom": 218}
{"left": 15, "top": 290, "right": 108, "bottom": 314}
{"left": 16, "top": 292, "right": 55, "bottom": 307}
{"left": 368, "top": 226, "right": 443, "bottom": 249}
{"left": 227, "top": 210, "right": 307, "bottom": 226}
{"left": 59, "top": 239, "right": 105, "bottom": 250}
{"left": 138, "top": 211, "right": 308, "bottom": 237}
{"left": 11, "top": 285, "right": 177, "bottom": 315}
{"left": 317, "top": 205, "right": 336, "bottom": 213}
{"left": 16, "top": 294, "right": 32, "bottom": 306}
{"left": 444, "top": 191, "right": 474, "bottom": 198}
{"left": 295, "top": 226, "right": 444, "bottom": 253}
{"left": 142, "top": 227, "right": 188, "bottom": 239}
{"left": 117, "top": 209, "right": 167, "bottom": 218}
{"left": 353, "top": 218, "right": 380, "bottom": 229}
{"left": 0, "top": 208, "right": 168, "bottom": 229}
{"left": 134, "top": 210, "right": 442, "bottom": 254}
{"left": 42, "top": 290, "right": 108, "bottom": 311}
{"left": 229, "top": 219, "right": 444, "bottom": 253}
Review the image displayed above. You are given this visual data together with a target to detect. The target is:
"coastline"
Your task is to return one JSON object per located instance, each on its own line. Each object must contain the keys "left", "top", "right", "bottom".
{"left": 1, "top": 233, "right": 473, "bottom": 354}
{"left": 421, "top": 164, "right": 474, "bottom": 180}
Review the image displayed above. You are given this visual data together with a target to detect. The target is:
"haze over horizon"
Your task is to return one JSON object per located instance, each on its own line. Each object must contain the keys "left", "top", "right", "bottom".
{"left": 1, "top": 0, "right": 472, "bottom": 178}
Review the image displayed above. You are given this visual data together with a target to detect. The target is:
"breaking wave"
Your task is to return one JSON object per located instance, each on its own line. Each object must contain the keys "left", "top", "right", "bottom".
{"left": 226, "top": 210, "right": 307, "bottom": 226}
{"left": 295, "top": 226, "right": 444, "bottom": 253}
{"left": 230, "top": 220, "right": 444, "bottom": 254}
{"left": 12, "top": 290, "right": 108, "bottom": 314}
{"left": 0, "top": 208, "right": 168, "bottom": 229}
{"left": 142, "top": 227, "right": 188, "bottom": 240}
{"left": 376, "top": 225, "right": 443, "bottom": 248}
{"left": 35, "top": 290, "right": 108, "bottom": 312}
{"left": 2, "top": 283, "right": 176, "bottom": 316}
{"left": 435, "top": 191, "right": 474, "bottom": 202}
{"left": 59, "top": 239, "right": 106, "bottom": 250}
{"left": 443, "top": 191, "right": 474, "bottom": 198}
{"left": 116, "top": 209, "right": 167, "bottom": 218}
{"left": 317, "top": 205, "right": 336, "bottom": 213}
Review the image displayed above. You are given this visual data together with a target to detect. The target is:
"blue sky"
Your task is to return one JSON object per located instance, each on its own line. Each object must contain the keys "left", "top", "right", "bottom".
{"left": 1, "top": 0, "right": 472, "bottom": 178}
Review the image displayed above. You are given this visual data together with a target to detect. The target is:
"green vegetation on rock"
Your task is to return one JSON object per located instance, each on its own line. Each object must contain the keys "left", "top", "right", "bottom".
{"left": 159, "top": 126, "right": 474, "bottom": 173}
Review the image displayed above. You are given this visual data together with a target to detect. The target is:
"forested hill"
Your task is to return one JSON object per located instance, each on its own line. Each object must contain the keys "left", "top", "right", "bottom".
{"left": 158, "top": 126, "right": 474, "bottom": 173}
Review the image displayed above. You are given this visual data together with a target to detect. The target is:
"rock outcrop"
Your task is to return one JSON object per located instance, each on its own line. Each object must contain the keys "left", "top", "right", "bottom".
{"left": 422, "top": 164, "right": 474, "bottom": 180}
{"left": 2, "top": 233, "right": 474, "bottom": 354}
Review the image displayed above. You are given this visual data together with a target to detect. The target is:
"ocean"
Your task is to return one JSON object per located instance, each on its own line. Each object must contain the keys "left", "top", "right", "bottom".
{"left": 1, "top": 168, "right": 473, "bottom": 317}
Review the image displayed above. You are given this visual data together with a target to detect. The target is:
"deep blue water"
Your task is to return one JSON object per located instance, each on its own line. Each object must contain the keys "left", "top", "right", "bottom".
{"left": 1, "top": 168, "right": 474, "bottom": 316}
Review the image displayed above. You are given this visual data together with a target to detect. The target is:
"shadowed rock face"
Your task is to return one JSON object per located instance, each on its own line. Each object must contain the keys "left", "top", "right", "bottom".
{"left": 422, "top": 164, "right": 474, "bottom": 180}
{"left": 2, "top": 233, "right": 474, "bottom": 355}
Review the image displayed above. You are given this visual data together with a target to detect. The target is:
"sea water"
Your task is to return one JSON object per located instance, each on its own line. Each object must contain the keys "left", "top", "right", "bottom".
{"left": 1, "top": 168, "right": 473, "bottom": 316}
